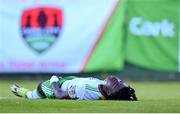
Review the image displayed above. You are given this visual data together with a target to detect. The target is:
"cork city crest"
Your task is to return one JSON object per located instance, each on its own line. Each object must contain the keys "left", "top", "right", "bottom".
{"left": 21, "top": 7, "right": 63, "bottom": 53}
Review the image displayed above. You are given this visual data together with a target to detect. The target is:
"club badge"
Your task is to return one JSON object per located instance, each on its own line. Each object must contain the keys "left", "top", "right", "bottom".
{"left": 21, "top": 7, "right": 63, "bottom": 53}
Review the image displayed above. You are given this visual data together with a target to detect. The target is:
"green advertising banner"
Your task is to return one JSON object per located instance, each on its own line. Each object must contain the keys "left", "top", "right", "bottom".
{"left": 126, "top": 0, "right": 179, "bottom": 72}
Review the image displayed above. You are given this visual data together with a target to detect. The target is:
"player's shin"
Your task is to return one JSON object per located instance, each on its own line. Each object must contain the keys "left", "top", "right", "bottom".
{"left": 26, "top": 89, "right": 43, "bottom": 99}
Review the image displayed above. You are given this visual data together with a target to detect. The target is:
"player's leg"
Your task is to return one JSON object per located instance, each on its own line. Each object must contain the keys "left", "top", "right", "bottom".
{"left": 11, "top": 76, "right": 77, "bottom": 99}
{"left": 10, "top": 83, "right": 45, "bottom": 99}
{"left": 26, "top": 83, "right": 46, "bottom": 99}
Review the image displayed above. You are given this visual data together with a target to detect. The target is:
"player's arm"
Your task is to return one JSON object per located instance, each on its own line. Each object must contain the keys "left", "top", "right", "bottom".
{"left": 51, "top": 82, "right": 70, "bottom": 99}
{"left": 50, "top": 75, "right": 70, "bottom": 99}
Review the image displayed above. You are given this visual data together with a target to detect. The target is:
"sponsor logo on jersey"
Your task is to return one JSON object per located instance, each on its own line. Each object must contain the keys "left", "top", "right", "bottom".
{"left": 129, "top": 17, "right": 175, "bottom": 38}
{"left": 21, "top": 7, "right": 63, "bottom": 53}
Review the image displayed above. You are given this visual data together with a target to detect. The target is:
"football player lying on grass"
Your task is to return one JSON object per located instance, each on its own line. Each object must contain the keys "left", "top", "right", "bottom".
{"left": 11, "top": 75, "right": 137, "bottom": 101}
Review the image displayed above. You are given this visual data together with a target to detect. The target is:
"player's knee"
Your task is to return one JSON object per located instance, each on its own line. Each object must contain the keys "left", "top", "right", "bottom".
{"left": 37, "top": 83, "right": 46, "bottom": 98}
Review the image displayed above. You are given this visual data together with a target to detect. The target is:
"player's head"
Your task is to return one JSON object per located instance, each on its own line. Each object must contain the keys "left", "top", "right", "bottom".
{"left": 105, "top": 75, "right": 137, "bottom": 101}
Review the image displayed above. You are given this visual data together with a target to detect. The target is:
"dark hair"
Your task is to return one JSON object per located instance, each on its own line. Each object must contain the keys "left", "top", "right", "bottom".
{"left": 106, "top": 86, "right": 138, "bottom": 101}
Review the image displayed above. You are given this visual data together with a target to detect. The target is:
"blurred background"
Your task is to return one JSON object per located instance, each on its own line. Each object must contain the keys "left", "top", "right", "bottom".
{"left": 0, "top": 0, "right": 179, "bottom": 87}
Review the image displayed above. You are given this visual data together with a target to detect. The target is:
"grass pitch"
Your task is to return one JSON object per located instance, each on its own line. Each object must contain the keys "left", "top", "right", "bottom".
{"left": 0, "top": 80, "right": 180, "bottom": 113}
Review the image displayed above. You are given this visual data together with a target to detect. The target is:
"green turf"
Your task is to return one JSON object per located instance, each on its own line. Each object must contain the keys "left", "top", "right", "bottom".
{"left": 0, "top": 80, "right": 180, "bottom": 113}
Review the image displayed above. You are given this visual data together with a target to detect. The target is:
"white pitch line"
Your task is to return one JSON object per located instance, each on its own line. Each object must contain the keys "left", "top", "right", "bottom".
{"left": 0, "top": 97, "right": 19, "bottom": 99}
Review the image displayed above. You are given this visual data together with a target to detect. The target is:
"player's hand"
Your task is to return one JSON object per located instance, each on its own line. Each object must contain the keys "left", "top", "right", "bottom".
{"left": 50, "top": 75, "right": 59, "bottom": 84}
